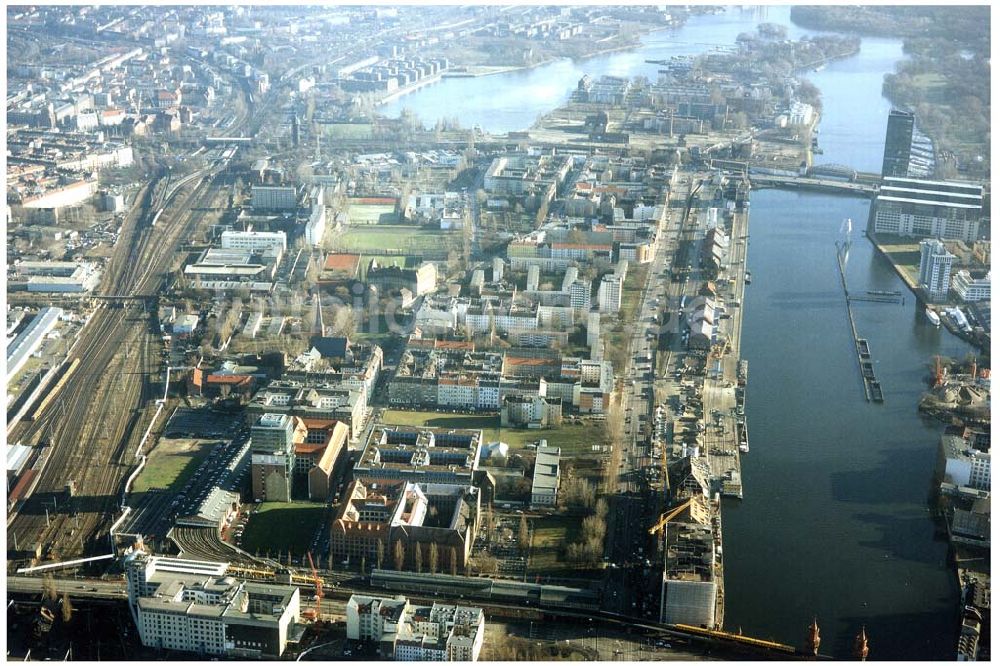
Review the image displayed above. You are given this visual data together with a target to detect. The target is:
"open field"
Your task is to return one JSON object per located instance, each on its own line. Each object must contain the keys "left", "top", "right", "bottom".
{"left": 241, "top": 502, "right": 327, "bottom": 556}
{"left": 132, "top": 438, "right": 216, "bottom": 494}
{"left": 381, "top": 409, "right": 606, "bottom": 456}
{"left": 347, "top": 203, "right": 399, "bottom": 226}
{"left": 527, "top": 515, "right": 583, "bottom": 575}
{"left": 872, "top": 235, "right": 921, "bottom": 286}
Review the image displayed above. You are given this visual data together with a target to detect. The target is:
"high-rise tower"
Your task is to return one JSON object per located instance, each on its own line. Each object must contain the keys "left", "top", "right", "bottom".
{"left": 881, "top": 109, "right": 914, "bottom": 178}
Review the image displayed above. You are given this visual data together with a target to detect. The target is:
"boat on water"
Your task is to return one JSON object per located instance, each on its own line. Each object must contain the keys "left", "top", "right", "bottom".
{"left": 744, "top": 272, "right": 752, "bottom": 285}
{"left": 926, "top": 307, "right": 941, "bottom": 327}
{"left": 739, "top": 421, "right": 749, "bottom": 453}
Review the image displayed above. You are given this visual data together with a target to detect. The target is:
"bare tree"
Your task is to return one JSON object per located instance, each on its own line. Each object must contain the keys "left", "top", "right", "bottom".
{"left": 449, "top": 546, "right": 459, "bottom": 576}
{"left": 429, "top": 542, "right": 439, "bottom": 575}
{"left": 376, "top": 540, "right": 385, "bottom": 570}
{"left": 414, "top": 542, "right": 424, "bottom": 573}
{"left": 518, "top": 515, "right": 530, "bottom": 550}
{"left": 43, "top": 575, "right": 58, "bottom": 602}
{"left": 61, "top": 593, "right": 73, "bottom": 623}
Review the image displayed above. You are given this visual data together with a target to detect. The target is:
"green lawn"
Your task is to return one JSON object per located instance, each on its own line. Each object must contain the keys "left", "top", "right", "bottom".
{"left": 241, "top": 502, "right": 327, "bottom": 557}
{"left": 132, "top": 440, "right": 215, "bottom": 494}
{"left": 621, "top": 264, "right": 649, "bottom": 321}
{"left": 335, "top": 225, "right": 460, "bottom": 254}
{"left": 381, "top": 409, "right": 606, "bottom": 456}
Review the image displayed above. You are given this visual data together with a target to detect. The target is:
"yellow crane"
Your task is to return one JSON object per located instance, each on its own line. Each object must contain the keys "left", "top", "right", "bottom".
{"left": 648, "top": 497, "right": 694, "bottom": 535}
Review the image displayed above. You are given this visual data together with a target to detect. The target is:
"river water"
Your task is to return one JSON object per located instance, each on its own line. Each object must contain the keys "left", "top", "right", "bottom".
{"left": 383, "top": 6, "right": 973, "bottom": 658}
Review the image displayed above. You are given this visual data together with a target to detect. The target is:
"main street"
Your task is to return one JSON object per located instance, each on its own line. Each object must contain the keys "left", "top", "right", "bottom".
{"left": 603, "top": 168, "right": 693, "bottom": 619}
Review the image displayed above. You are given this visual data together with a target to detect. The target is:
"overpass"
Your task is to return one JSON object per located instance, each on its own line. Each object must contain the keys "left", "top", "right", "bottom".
{"left": 749, "top": 173, "right": 877, "bottom": 196}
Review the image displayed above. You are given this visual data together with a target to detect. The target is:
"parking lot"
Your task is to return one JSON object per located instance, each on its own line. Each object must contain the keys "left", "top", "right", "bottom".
{"left": 163, "top": 407, "right": 243, "bottom": 439}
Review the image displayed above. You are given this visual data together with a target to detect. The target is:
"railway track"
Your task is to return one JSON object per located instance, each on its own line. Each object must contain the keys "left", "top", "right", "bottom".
{"left": 7, "top": 163, "right": 229, "bottom": 564}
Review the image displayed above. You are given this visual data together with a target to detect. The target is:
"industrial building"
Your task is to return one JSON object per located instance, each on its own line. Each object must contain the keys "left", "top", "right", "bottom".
{"left": 346, "top": 594, "right": 485, "bottom": 661}
{"left": 530, "top": 446, "right": 561, "bottom": 507}
{"left": 183, "top": 247, "right": 281, "bottom": 292}
{"left": 660, "top": 522, "right": 719, "bottom": 628}
{"left": 6, "top": 306, "right": 63, "bottom": 383}
{"left": 13, "top": 261, "right": 102, "bottom": 293}
{"left": 938, "top": 432, "right": 991, "bottom": 492}
{"left": 250, "top": 185, "right": 297, "bottom": 210}
{"left": 220, "top": 230, "right": 288, "bottom": 253}
{"left": 125, "top": 549, "right": 301, "bottom": 658}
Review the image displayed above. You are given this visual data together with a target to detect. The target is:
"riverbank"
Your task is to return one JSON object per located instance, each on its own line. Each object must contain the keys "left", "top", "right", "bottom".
{"left": 375, "top": 72, "right": 445, "bottom": 106}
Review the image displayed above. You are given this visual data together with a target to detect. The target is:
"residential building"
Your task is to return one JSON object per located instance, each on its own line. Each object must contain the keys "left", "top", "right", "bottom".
{"left": 250, "top": 414, "right": 299, "bottom": 502}
{"left": 530, "top": 446, "right": 560, "bottom": 507}
{"left": 330, "top": 480, "right": 481, "bottom": 569}
{"left": 246, "top": 380, "right": 367, "bottom": 439}
{"left": 881, "top": 109, "right": 915, "bottom": 178}
{"left": 355, "top": 425, "right": 482, "bottom": 487}
{"left": 952, "top": 270, "right": 991, "bottom": 303}
{"left": 125, "top": 549, "right": 300, "bottom": 659}
{"left": 918, "top": 239, "right": 956, "bottom": 301}
{"left": 597, "top": 273, "right": 624, "bottom": 313}
{"left": 872, "top": 177, "right": 983, "bottom": 243}
{"left": 368, "top": 260, "right": 437, "bottom": 297}
{"left": 346, "top": 595, "right": 485, "bottom": 661}
{"left": 305, "top": 201, "right": 326, "bottom": 246}
{"left": 500, "top": 395, "right": 562, "bottom": 428}
{"left": 307, "top": 421, "right": 350, "bottom": 501}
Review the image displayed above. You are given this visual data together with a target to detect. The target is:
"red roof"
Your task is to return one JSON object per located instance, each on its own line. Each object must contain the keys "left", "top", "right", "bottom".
{"left": 350, "top": 197, "right": 397, "bottom": 206}
{"left": 206, "top": 374, "right": 252, "bottom": 385}
{"left": 323, "top": 253, "right": 361, "bottom": 273}
{"left": 300, "top": 417, "right": 339, "bottom": 431}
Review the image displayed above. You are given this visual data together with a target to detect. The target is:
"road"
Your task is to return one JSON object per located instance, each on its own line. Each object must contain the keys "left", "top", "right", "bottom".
{"left": 603, "top": 168, "right": 694, "bottom": 619}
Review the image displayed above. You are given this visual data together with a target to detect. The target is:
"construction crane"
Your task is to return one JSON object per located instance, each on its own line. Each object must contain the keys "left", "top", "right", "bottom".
{"left": 304, "top": 552, "right": 324, "bottom": 622}
{"left": 648, "top": 497, "right": 694, "bottom": 536}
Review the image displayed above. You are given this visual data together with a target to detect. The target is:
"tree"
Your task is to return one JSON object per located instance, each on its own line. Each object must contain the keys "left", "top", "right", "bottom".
{"left": 376, "top": 540, "right": 385, "bottom": 570}
{"left": 360, "top": 556, "right": 366, "bottom": 574}
{"left": 429, "top": 542, "right": 439, "bottom": 575}
{"left": 394, "top": 540, "right": 405, "bottom": 571}
{"left": 414, "top": 542, "right": 424, "bottom": 573}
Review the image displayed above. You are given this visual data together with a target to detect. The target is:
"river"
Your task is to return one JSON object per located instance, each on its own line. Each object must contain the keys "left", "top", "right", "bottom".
{"left": 385, "top": 6, "right": 972, "bottom": 658}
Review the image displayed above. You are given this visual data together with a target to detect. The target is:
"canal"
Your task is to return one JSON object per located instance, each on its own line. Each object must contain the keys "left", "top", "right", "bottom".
{"left": 381, "top": 6, "right": 975, "bottom": 658}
